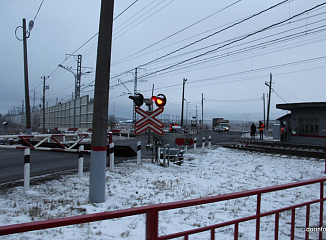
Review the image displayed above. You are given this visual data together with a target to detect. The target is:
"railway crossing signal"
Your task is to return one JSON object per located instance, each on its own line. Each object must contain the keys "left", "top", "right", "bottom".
{"left": 151, "top": 94, "right": 166, "bottom": 108}
{"left": 135, "top": 107, "right": 164, "bottom": 135}
{"left": 129, "top": 93, "right": 144, "bottom": 107}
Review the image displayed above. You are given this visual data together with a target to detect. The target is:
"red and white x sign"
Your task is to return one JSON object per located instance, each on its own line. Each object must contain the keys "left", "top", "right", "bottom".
{"left": 135, "top": 107, "right": 164, "bottom": 135}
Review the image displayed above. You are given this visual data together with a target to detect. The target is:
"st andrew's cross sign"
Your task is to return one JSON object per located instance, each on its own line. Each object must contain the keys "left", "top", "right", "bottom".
{"left": 134, "top": 107, "right": 164, "bottom": 135}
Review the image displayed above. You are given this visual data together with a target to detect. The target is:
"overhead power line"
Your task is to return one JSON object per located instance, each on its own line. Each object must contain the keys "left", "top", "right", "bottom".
{"left": 137, "top": 0, "right": 290, "bottom": 69}
{"left": 43, "top": 0, "right": 140, "bottom": 82}
{"left": 33, "top": 0, "right": 45, "bottom": 22}
{"left": 137, "top": 1, "right": 326, "bottom": 80}
{"left": 113, "top": 0, "right": 242, "bottom": 66}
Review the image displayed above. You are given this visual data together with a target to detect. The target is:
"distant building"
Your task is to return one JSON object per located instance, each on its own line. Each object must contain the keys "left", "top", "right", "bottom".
{"left": 276, "top": 102, "right": 326, "bottom": 146}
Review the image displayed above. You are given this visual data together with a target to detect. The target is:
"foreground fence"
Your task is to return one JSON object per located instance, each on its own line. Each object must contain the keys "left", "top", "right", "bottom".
{"left": 0, "top": 177, "right": 325, "bottom": 239}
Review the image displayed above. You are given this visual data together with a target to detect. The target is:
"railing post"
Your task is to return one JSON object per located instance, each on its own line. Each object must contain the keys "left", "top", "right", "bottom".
{"left": 78, "top": 145, "right": 84, "bottom": 178}
{"left": 256, "top": 193, "right": 261, "bottom": 240}
{"left": 234, "top": 223, "right": 239, "bottom": 240}
{"left": 146, "top": 210, "right": 158, "bottom": 240}
{"left": 275, "top": 212, "right": 279, "bottom": 240}
{"left": 210, "top": 229, "right": 215, "bottom": 240}
{"left": 305, "top": 204, "right": 310, "bottom": 240}
{"left": 320, "top": 181, "right": 324, "bottom": 240}
{"left": 291, "top": 208, "right": 295, "bottom": 240}
{"left": 24, "top": 148, "right": 30, "bottom": 191}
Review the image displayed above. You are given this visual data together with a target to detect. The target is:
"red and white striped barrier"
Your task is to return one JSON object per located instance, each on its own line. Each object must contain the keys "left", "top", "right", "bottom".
{"left": 0, "top": 134, "right": 91, "bottom": 153}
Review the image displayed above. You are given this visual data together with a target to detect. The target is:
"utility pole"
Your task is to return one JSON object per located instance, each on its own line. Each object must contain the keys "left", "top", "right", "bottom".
{"left": 33, "top": 90, "right": 36, "bottom": 112}
{"left": 58, "top": 54, "right": 92, "bottom": 129}
{"left": 76, "top": 54, "right": 82, "bottom": 99}
{"left": 22, "top": 18, "right": 32, "bottom": 135}
{"left": 263, "top": 93, "right": 266, "bottom": 135}
{"left": 265, "top": 73, "right": 272, "bottom": 131}
{"left": 181, "top": 78, "right": 187, "bottom": 127}
{"left": 89, "top": 0, "right": 114, "bottom": 203}
{"left": 201, "top": 93, "right": 204, "bottom": 129}
{"left": 22, "top": 100, "right": 24, "bottom": 114}
{"left": 42, "top": 76, "right": 49, "bottom": 133}
{"left": 133, "top": 67, "right": 138, "bottom": 125}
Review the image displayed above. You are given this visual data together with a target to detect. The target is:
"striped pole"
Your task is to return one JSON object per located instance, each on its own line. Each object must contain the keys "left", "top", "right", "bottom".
{"left": 202, "top": 137, "right": 205, "bottom": 150}
{"left": 109, "top": 142, "right": 114, "bottom": 171}
{"left": 208, "top": 135, "right": 211, "bottom": 148}
{"left": 137, "top": 141, "right": 141, "bottom": 164}
{"left": 194, "top": 137, "right": 197, "bottom": 151}
{"left": 24, "top": 148, "right": 30, "bottom": 191}
{"left": 78, "top": 145, "right": 84, "bottom": 178}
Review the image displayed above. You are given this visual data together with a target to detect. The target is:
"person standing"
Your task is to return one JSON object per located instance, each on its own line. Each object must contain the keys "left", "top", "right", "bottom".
{"left": 250, "top": 122, "right": 257, "bottom": 140}
{"left": 280, "top": 125, "right": 285, "bottom": 141}
{"left": 258, "top": 121, "right": 265, "bottom": 140}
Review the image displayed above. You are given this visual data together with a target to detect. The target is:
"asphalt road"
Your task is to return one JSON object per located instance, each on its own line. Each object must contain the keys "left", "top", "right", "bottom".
{"left": 0, "top": 149, "right": 90, "bottom": 184}
{"left": 0, "top": 130, "right": 243, "bottom": 184}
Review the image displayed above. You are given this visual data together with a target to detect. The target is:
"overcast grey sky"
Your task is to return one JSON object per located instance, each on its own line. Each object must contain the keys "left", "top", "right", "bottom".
{"left": 1, "top": 0, "right": 326, "bottom": 122}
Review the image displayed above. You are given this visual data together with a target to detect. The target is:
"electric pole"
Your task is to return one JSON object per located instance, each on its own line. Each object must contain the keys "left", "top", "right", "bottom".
{"left": 76, "top": 54, "right": 82, "bottom": 99}
{"left": 201, "top": 93, "right": 204, "bottom": 129}
{"left": 89, "top": 0, "right": 114, "bottom": 203}
{"left": 21, "top": 18, "right": 33, "bottom": 135}
{"left": 263, "top": 93, "right": 266, "bottom": 135}
{"left": 133, "top": 67, "right": 138, "bottom": 125}
{"left": 42, "top": 76, "right": 49, "bottom": 133}
{"left": 265, "top": 73, "right": 272, "bottom": 131}
{"left": 181, "top": 78, "right": 187, "bottom": 127}
{"left": 58, "top": 54, "right": 92, "bottom": 129}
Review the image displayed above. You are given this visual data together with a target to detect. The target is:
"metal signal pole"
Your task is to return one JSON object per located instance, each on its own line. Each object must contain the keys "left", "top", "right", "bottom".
{"left": 89, "top": 0, "right": 114, "bottom": 203}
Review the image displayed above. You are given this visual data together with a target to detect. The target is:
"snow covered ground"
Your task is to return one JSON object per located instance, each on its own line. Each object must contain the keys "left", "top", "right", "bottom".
{"left": 0, "top": 145, "right": 325, "bottom": 240}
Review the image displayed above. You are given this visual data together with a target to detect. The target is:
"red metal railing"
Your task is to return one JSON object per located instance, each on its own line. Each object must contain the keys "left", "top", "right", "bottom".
{"left": 0, "top": 177, "right": 325, "bottom": 239}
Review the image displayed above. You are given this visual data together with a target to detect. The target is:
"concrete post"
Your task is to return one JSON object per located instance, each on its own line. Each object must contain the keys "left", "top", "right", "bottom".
{"left": 208, "top": 135, "right": 211, "bottom": 148}
{"left": 89, "top": 0, "right": 114, "bottom": 203}
{"left": 202, "top": 137, "right": 205, "bottom": 150}
{"left": 194, "top": 137, "right": 197, "bottom": 151}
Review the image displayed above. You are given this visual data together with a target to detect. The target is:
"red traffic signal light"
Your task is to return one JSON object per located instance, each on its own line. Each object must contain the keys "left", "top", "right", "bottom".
{"left": 129, "top": 93, "right": 144, "bottom": 107}
{"left": 151, "top": 94, "right": 166, "bottom": 108}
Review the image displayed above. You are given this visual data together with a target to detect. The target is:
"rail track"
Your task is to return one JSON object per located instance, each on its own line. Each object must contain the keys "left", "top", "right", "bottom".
{"left": 224, "top": 140, "right": 325, "bottom": 159}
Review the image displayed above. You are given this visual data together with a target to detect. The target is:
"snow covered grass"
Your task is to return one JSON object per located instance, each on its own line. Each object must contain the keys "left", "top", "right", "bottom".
{"left": 0, "top": 146, "right": 325, "bottom": 239}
